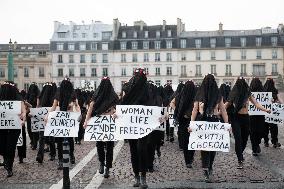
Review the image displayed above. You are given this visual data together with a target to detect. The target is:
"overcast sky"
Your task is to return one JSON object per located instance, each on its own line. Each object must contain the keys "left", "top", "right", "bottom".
{"left": 0, "top": 0, "right": 283, "bottom": 44}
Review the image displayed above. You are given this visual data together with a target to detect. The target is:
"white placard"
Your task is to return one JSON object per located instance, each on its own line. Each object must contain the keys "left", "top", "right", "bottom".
{"left": 248, "top": 92, "right": 272, "bottom": 115}
{"left": 84, "top": 115, "right": 117, "bottom": 141}
{"left": 30, "top": 107, "right": 50, "bottom": 132}
{"left": 17, "top": 127, "right": 23, "bottom": 146}
{"left": 168, "top": 107, "right": 176, "bottom": 127}
{"left": 188, "top": 121, "right": 231, "bottom": 152}
{"left": 155, "top": 107, "right": 167, "bottom": 131}
{"left": 0, "top": 101, "right": 22, "bottom": 129}
{"left": 44, "top": 111, "right": 80, "bottom": 137}
{"left": 265, "top": 103, "right": 284, "bottom": 124}
{"left": 265, "top": 115, "right": 284, "bottom": 124}
{"left": 115, "top": 105, "right": 161, "bottom": 139}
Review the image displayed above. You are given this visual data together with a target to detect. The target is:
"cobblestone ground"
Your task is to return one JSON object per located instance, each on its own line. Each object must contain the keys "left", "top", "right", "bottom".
{"left": 2, "top": 94, "right": 284, "bottom": 189}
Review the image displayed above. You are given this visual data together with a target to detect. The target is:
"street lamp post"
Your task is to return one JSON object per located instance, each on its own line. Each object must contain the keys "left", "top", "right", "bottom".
{"left": 8, "top": 39, "right": 16, "bottom": 82}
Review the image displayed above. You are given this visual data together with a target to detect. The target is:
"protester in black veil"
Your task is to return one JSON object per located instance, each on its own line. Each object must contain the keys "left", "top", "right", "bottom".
{"left": 49, "top": 78, "right": 80, "bottom": 170}
{"left": 226, "top": 77, "right": 270, "bottom": 169}
{"left": 249, "top": 78, "right": 266, "bottom": 156}
{"left": 84, "top": 77, "right": 119, "bottom": 178}
{"left": 26, "top": 83, "right": 40, "bottom": 150}
{"left": 36, "top": 82, "right": 57, "bottom": 163}
{"left": 0, "top": 81, "right": 26, "bottom": 177}
{"left": 219, "top": 84, "right": 233, "bottom": 123}
{"left": 263, "top": 78, "right": 283, "bottom": 148}
{"left": 190, "top": 74, "right": 228, "bottom": 182}
{"left": 163, "top": 84, "right": 174, "bottom": 142}
{"left": 75, "top": 89, "right": 85, "bottom": 145}
{"left": 120, "top": 68, "right": 150, "bottom": 189}
{"left": 172, "top": 80, "right": 196, "bottom": 168}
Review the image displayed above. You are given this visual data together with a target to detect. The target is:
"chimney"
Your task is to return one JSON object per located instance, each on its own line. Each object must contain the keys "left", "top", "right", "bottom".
{"left": 140, "top": 21, "right": 144, "bottom": 31}
{"left": 219, "top": 22, "right": 223, "bottom": 34}
{"left": 162, "top": 20, "right": 166, "bottom": 31}
{"left": 182, "top": 23, "right": 185, "bottom": 32}
{"left": 54, "top": 21, "right": 60, "bottom": 32}
{"left": 112, "top": 18, "right": 120, "bottom": 40}
{"left": 177, "top": 18, "right": 182, "bottom": 36}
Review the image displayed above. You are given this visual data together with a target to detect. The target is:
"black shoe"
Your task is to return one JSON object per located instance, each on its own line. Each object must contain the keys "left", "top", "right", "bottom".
{"left": 57, "top": 160, "right": 63, "bottom": 170}
{"left": 104, "top": 168, "right": 110, "bottom": 178}
{"left": 157, "top": 150, "right": 161, "bottom": 158}
{"left": 148, "top": 167, "right": 154, "bottom": 173}
{"left": 170, "top": 137, "right": 174, "bottom": 142}
{"left": 99, "top": 164, "right": 104, "bottom": 174}
{"left": 256, "top": 146, "right": 261, "bottom": 153}
{"left": 19, "top": 157, "right": 24, "bottom": 164}
{"left": 70, "top": 155, "right": 75, "bottom": 164}
{"left": 44, "top": 148, "right": 50, "bottom": 153}
{"left": 36, "top": 156, "right": 43, "bottom": 163}
{"left": 140, "top": 176, "right": 148, "bottom": 189}
{"left": 252, "top": 152, "right": 258, "bottom": 156}
{"left": 78, "top": 141, "right": 81, "bottom": 145}
{"left": 49, "top": 155, "right": 55, "bottom": 161}
{"left": 264, "top": 142, "right": 269, "bottom": 147}
{"left": 166, "top": 136, "right": 169, "bottom": 141}
{"left": 186, "top": 163, "right": 192, "bottom": 168}
{"left": 133, "top": 175, "right": 140, "bottom": 187}
{"left": 160, "top": 140, "right": 164, "bottom": 146}
{"left": 0, "top": 162, "right": 5, "bottom": 166}
{"left": 237, "top": 161, "right": 243, "bottom": 169}
{"left": 4, "top": 165, "right": 13, "bottom": 178}
{"left": 203, "top": 169, "right": 210, "bottom": 182}
{"left": 32, "top": 146, "right": 37, "bottom": 150}
{"left": 273, "top": 143, "right": 281, "bottom": 148}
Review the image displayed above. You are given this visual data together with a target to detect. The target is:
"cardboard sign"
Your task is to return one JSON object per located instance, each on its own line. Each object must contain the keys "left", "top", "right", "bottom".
{"left": 155, "top": 107, "right": 167, "bottom": 131}
{"left": 84, "top": 115, "right": 117, "bottom": 141}
{"left": 168, "top": 107, "right": 176, "bottom": 127}
{"left": 248, "top": 92, "right": 272, "bottom": 115}
{"left": 115, "top": 105, "right": 162, "bottom": 139}
{"left": 188, "top": 121, "right": 231, "bottom": 152}
{"left": 0, "top": 101, "right": 22, "bottom": 129}
{"left": 265, "top": 103, "right": 284, "bottom": 124}
{"left": 17, "top": 127, "right": 23, "bottom": 146}
{"left": 30, "top": 107, "right": 50, "bottom": 132}
{"left": 44, "top": 111, "right": 80, "bottom": 137}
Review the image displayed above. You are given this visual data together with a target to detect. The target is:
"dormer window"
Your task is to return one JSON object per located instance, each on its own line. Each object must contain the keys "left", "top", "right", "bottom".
{"left": 167, "top": 30, "right": 172, "bottom": 37}
{"left": 210, "top": 38, "right": 216, "bottom": 48}
{"left": 133, "top": 31, "right": 137, "bottom": 38}
{"left": 156, "top": 31, "right": 160, "bottom": 38}
{"left": 122, "top": 31, "right": 126, "bottom": 38}
{"left": 58, "top": 32, "right": 66, "bottom": 38}
{"left": 144, "top": 31, "right": 148, "bottom": 38}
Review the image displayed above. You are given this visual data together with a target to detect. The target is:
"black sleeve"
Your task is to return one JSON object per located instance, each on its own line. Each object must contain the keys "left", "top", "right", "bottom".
{"left": 53, "top": 88, "right": 60, "bottom": 101}
{"left": 16, "top": 92, "right": 23, "bottom": 101}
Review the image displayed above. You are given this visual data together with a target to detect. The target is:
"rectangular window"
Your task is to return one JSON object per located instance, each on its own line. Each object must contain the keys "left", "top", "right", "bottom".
{"left": 210, "top": 65, "right": 217, "bottom": 75}
{"left": 180, "top": 39, "right": 186, "bottom": 48}
{"left": 271, "top": 37, "right": 278, "bottom": 46}
{"left": 0, "top": 67, "right": 5, "bottom": 77}
{"left": 272, "top": 63, "right": 278, "bottom": 75}
{"left": 143, "top": 41, "right": 149, "bottom": 49}
{"left": 225, "top": 64, "right": 232, "bottom": 76}
{"left": 69, "top": 55, "right": 74, "bottom": 63}
{"left": 82, "top": 33, "right": 87, "bottom": 38}
{"left": 68, "top": 43, "right": 75, "bottom": 50}
{"left": 181, "top": 65, "right": 186, "bottom": 76}
{"left": 211, "top": 51, "right": 216, "bottom": 60}
{"left": 102, "top": 68, "right": 108, "bottom": 77}
{"left": 155, "top": 67, "right": 160, "bottom": 76}
{"left": 132, "top": 54, "right": 138, "bottom": 62}
{"left": 102, "top": 43, "right": 108, "bottom": 51}
{"left": 102, "top": 54, "right": 108, "bottom": 63}
{"left": 122, "top": 31, "right": 126, "bottom": 38}
{"left": 241, "top": 64, "right": 247, "bottom": 76}
{"left": 272, "top": 49, "right": 277, "bottom": 59}
{"left": 155, "top": 53, "right": 160, "bottom": 62}
{"left": 166, "top": 53, "right": 172, "bottom": 61}
{"left": 256, "top": 50, "right": 262, "bottom": 59}
{"left": 195, "top": 39, "right": 201, "bottom": 48}
{"left": 24, "top": 67, "right": 29, "bottom": 77}
{"left": 144, "top": 31, "right": 148, "bottom": 38}
{"left": 155, "top": 41, "right": 161, "bottom": 49}
{"left": 58, "top": 68, "right": 63, "bottom": 77}
{"left": 241, "top": 49, "right": 246, "bottom": 60}
{"left": 181, "top": 53, "right": 186, "bottom": 61}
{"left": 121, "top": 68, "right": 126, "bottom": 76}
{"left": 225, "top": 38, "right": 231, "bottom": 47}
{"left": 93, "top": 33, "right": 98, "bottom": 38}
{"left": 144, "top": 68, "right": 149, "bottom": 75}
{"left": 80, "top": 43, "right": 86, "bottom": 50}
{"left": 195, "top": 65, "right": 201, "bottom": 77}
{"left": 39, "top": 67, "right": 44, "bottom": 77}
{"left": 121, "top": 54, "right": 126, "bottom": 62}
{"left": 102, "top": 32, "right": 112, "bottom": 40}
{"left": 240, "top": 37, "right": 246, "bottom": 47}
{"left": 253, "top": 64, "right": 265, "bottom": 76}
{"left": 256, "top": 37, "right": 262, "bottom": 47}
{"left": 80, "top": 54, "right": 86, "bottom": 63}
{"left": 91, "top": 43, "right": 97, "bottom": 50}
{"left": 166, "top": 40, "right": 172, "bottom": 49}
{"left": 144, "top": 53, "right": 149, "bottom": 62}
{"left": 133, "top": 31, "right": 137, "bottom": 38}
{"left": 156, "top": 31, "right": 160, "bottom": 38}
{"left": 69, "top": 68, "right": 74, "bottom": 77}
{"left": 91, "top": 54, "right": 97, "bottom": 63}
{"left": 226, "top": 51, "right": 231, "bottom": 60}
{"left": 91, "top": 68, "right": 97, "bottom": 77}
{"left": 132, "top": 42, "right": 138, "bottom": 50}
{"left": 80, "top": 68, "right": 86, "bottom": 77}
{"left": 57, "top": 43, "right": 64, "bottom": 50}
{"left": 120, "top": 42, "right": 126, "bottom": 50}
{"left": 155, "top": 80, "right": 161, "bottom": 86}
{"left": 167, "top": 30, "right": 172, "bottom": 37}
{"left": 166, "top": 67, "right": 172, "bottom": 76}
{"left": 73, "top": 33, "right": 78, "bottom": 38}
{"left": 210, "top": 38, "right": 216, "bottom": 48}
{"left": 196, "top": 51, "right": 201, "bottom": 60}
{"left": 58, "top": 33, "right": 66, "bottom": 38}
